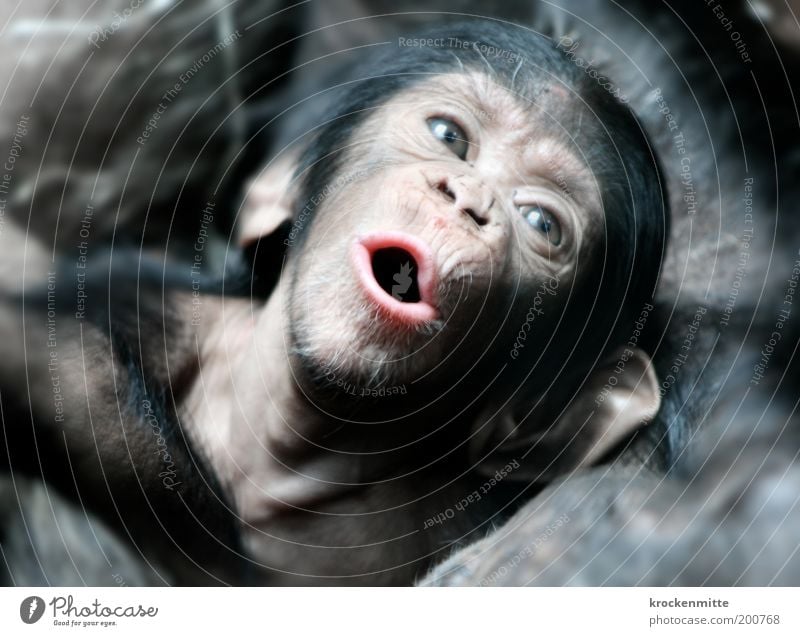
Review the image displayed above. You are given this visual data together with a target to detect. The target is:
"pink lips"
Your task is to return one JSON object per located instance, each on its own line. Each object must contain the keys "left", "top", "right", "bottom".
{"left": 351, "top": 231, "right": 439, "bottom": 325}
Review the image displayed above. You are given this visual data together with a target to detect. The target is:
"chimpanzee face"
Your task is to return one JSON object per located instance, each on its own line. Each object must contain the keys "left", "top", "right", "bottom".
{"left": 286, "top": 72, "right": 604, "bottom": 388}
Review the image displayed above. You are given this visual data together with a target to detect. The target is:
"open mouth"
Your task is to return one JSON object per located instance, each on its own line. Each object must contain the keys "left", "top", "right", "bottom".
{"left": 372, "top": 247, "right": 422, "bottom": 302}
{"left": 351, "top": 231, "right": 438, "bottom": 325}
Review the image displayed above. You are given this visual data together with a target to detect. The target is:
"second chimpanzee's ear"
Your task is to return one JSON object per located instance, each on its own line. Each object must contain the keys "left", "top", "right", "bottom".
{"left": 237, "top": 150, "right": 298, "bottom": 247}
{"left": 470, "top": 347, "right": 661, "bottom": 483}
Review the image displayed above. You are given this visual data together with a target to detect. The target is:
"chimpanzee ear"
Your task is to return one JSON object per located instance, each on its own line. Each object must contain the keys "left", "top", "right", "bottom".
{"left": 237, "top": 151, "right": 298, "bottom": 247}
{"left": 470, "top": 347, "right": 661, "bottom": 482}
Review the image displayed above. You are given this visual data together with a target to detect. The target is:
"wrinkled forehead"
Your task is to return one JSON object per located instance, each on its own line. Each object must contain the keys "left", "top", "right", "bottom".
{"left": 363, "top": 70, "right": 591, "bottom": 135}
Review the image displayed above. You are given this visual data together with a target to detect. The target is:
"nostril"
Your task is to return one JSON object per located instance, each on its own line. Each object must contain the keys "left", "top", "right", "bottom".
{"left": 436, "top": 180, "right": 456, "bottom": 202}
{"left": 463, "top": 207, "right": 488, "bottom": 227}
{"left": 434, "top": 179, "right": 488, "bottom": 227}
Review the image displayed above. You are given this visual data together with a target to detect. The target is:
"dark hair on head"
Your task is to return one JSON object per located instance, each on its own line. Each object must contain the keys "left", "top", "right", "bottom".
{"left": 295, "top": 18, "right": 669, "bottom": 371}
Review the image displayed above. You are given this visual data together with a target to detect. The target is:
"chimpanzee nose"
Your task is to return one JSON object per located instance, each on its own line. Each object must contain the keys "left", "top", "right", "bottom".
{"left": 433, "top": 177, "right": 492, "bottom": 227}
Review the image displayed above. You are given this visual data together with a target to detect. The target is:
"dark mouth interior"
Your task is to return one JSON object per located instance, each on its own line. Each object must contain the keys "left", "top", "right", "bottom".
{"left": 371, "top": 247, "right": 421, "bottom": 303}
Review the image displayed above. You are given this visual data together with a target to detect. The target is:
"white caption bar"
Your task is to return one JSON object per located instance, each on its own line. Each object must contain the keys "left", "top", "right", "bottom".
{"left": 1, "top": 587, "right": 798, "bottom": 635}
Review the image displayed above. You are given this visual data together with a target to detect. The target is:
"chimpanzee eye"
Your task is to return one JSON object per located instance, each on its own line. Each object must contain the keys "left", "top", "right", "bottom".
{"left": 520, "top": 204, "right": 562, "bottom": 245}
{"left": 427, "top": 117, "right": 469, "bottom": 160}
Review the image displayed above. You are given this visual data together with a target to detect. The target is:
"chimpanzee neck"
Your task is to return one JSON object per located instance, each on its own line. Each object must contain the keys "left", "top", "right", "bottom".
{"left": 180, "top": 285, "right": 374, "bottom": 520}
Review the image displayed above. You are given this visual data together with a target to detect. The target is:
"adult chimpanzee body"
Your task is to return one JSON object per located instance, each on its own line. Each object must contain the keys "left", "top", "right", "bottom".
{"left": 0, "top": 19, "right": 667, "bottom": 584}
{"left": 423, "top": 1, "right": 800, "bottom": 585}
